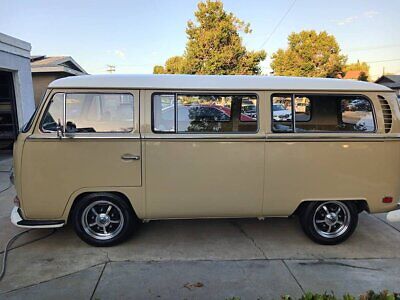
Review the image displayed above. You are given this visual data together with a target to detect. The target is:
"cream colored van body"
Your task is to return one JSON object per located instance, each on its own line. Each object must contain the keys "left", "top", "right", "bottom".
{"left": 10, "top": 74, "right": 400, "bottom": 245}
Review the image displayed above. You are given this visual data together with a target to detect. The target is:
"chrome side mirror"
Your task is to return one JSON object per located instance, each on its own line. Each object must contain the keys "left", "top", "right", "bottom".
{"left": 56, "top": 118, "right": 64, "bottom": 139}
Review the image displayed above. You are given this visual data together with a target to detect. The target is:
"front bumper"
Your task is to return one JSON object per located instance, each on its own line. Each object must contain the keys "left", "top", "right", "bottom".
{"left": 11, "top": 206, "right": 65, "bottom": 229}
{"left": 387, "top": 203, "right": 400, "bottom": 222}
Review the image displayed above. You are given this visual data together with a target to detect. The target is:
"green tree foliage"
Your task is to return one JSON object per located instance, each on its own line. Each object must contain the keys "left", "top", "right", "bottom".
{"left": 154, "top": 56, "right": 187, "bottom": 74}
{"left": 343, "top": 60, "right": 370, "bottom": 81}
{"left": 270, "top": 30, "right": 347, "bottom": 78}
{"left": 153, "top": 0, "right": 266, "bottom": 75}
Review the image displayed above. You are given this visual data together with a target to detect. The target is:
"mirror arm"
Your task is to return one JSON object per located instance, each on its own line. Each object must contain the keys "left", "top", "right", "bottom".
{"left": 56, "top": 118, "right": 64, "bottom": 139}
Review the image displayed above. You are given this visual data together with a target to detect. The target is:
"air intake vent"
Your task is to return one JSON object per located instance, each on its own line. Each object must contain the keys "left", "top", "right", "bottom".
{"left": 378, "top": 95, "right": 392, "bottom": 133}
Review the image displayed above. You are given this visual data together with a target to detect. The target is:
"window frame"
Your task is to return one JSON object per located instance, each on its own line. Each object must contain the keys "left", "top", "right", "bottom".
{"left": 39, "top": 92, "right": 66, "bottom": 133}
{"left": 151, "top": 91, "right": 260, "bottom": 134}
{"left": 271, "top": 93, "right": 377, "bottom": 134}
{"left": 40, "top": 92, "right": 136, "bottom": 134}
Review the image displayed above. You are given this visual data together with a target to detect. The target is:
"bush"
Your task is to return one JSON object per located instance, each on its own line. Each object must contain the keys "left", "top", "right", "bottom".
{"left": 280, "top": 290, "right": 400, "bottom": 300}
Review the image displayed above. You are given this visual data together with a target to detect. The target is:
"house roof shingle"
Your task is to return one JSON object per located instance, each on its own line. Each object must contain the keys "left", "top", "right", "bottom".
{"left": 343, "top": 70, "right": 363, "bottom": 80}
{"left": 375, "top": 75, "right": 400, "bottom": 89}
{"left": 30, "top": 55, "right": 87, "bottom": 75}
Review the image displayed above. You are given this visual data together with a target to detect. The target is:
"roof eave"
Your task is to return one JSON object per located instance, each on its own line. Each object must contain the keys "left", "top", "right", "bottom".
{"left": 32, "top": 66, "right": 87, "bottom": 75}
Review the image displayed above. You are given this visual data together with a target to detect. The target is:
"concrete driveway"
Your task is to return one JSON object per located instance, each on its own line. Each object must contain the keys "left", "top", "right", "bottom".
{"left": 0, "top": 154, "right": 399, "bottom": 299}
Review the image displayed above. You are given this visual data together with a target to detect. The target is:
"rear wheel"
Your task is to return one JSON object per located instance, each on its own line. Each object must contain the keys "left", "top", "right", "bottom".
{"left": 72, "top": 193, "right": 137, "bottom": 246}
{"left": 299, "top": 201, "right": 358, "bottom": 245}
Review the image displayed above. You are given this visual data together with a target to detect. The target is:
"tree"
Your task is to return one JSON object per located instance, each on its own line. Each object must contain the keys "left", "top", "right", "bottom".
{"left": 154, "top": 56, "right": 187, "bottom": 74}
{"left": 153, "top": 0, "right": 266, "bottom": 75}
{"left": 270, "top": 30, "right": 347, "bottom": 78}
{"left": 343, "top": 60, "right": 370, "bottom": 81}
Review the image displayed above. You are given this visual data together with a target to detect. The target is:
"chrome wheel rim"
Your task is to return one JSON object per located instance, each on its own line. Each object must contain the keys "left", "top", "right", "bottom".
{"left": 313, "top": 201, "right": 350, "bottom": 239}
{"left": 81, "top": 200, "right": 124, "bottom": 240}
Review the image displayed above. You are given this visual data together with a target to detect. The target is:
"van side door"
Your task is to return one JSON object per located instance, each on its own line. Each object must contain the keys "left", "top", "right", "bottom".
{"left": 143, "top": 90, "right": 266, "bottom": 219}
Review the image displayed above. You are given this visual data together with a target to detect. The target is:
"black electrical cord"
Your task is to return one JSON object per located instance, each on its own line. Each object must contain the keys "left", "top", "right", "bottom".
{"left": 0, "top": 229, "right": 57, "bottom": 281}
{"left": 0, "top": 166, "right": 58, "bottom": 281}
{"left": 0, "top": 169, "right": 12, "bottom": 193}
{"left": 0, "top": 183, "right": 12, "bottom": 194}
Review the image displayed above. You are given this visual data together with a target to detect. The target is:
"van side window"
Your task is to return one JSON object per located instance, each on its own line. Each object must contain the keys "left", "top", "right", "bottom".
{"left": 41, "top": 93, "right": 65, "bottom": 132}
{"left": 153, "top": 94, "right": 176, "bottom": 132}
{"left": 65, "top": 93, "right": 134, "bottom": 133}
{"left": 271, "top": 94, "right": 375, "bottom": 133}
{"left": 152, "top": 93, "right": 258, "bottom": 133}
{"left": 272, "top": 95, "right": 293, "bottom": 133}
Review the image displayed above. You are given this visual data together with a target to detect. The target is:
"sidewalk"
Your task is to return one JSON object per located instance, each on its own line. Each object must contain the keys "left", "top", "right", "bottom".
{"left": 0, "top": 154, "right": 399, "bottom": 299}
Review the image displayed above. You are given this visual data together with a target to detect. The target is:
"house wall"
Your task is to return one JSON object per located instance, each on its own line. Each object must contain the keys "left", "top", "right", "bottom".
{"left": 32, "top": 72, "right": 70, "bottom": 106}
{"left": 0, "top": 33, "right": 35, "bottom": 129}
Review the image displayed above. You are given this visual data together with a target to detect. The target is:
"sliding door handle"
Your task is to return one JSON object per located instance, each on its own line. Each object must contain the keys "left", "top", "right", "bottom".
{"left": 121, "top": 154, "right": 141, "bottom": 161}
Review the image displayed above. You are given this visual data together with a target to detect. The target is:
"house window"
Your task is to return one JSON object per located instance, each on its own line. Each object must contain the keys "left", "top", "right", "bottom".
{"left": 153, "top": 93, "right": 258, "bottom": 133}
{"left": 272, "top": 94, "right": 375, "bottom": 133}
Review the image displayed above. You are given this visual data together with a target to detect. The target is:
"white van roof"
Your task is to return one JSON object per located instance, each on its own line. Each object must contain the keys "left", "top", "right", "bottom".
{"left": 49, "top": 74, "right": 391, "bottom": 92}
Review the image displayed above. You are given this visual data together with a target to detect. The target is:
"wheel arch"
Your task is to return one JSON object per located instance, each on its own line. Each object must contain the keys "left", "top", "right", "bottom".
{"left": 67, "top": 191, "right": 139, "bottom": 223}
{"left": 291, "top": 199, "right": 370, "bottom": 216}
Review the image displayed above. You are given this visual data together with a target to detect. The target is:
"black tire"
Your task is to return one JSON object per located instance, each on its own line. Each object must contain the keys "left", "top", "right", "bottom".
{"left": 299, "top": 201, "right": 358, "bottom": 245}
{"left": 72, "top": 193, "right": 137, "bottom": 247}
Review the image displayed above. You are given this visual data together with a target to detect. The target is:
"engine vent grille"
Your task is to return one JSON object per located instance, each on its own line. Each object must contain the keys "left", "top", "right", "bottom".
{"left": 378, "top": 95, "right": 392, "bottom": 133}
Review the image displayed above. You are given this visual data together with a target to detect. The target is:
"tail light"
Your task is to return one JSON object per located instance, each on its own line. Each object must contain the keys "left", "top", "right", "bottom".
{"left": 382, "top": 196, "right": 393, "bottom": 204}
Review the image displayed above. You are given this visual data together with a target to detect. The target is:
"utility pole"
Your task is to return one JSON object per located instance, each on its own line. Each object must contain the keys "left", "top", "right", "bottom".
{"left": 106, "top": 65, "right": 116, "bottom": 73}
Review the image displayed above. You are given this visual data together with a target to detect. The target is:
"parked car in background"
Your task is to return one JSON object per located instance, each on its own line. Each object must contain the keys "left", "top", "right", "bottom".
{"left": 272, "top": 103, "right": 292, "bottom": 121}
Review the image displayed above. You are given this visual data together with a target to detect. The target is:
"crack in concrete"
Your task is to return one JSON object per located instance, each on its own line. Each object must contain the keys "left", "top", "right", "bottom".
{"left": 2, "top": 257, "right": 397, "bottom": 295}
{"left": 230, "top": 221, "right": 268, "bottom": 259}
{"left": 90, "top": 262, "right": 107, "bottom": 300}
{"left": 282, "top": 260, "right": 305, "bottom": 294}
{"left": 0, "top": 262, "right": 106, "bottom": 296}
{"left": 100, "top": 249, "right": 111, "bottom": 263}
{"left": 297, "top": 260, "right": 382, "bottom": 271}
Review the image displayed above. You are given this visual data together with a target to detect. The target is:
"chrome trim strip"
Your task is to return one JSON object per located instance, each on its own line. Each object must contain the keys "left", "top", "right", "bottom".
{"left": 26, "top": 135, "right": 400, "bottom": 142}
{"left": 27, "top": 135, "right": 141, "bottom": 140}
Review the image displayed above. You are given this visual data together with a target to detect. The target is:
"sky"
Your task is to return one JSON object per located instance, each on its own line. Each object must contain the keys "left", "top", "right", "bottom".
{"left": 1, "top": 0, "right": 399, "bottom": 80}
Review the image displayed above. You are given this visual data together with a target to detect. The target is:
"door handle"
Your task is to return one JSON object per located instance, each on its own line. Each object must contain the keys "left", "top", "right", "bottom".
{"left": 121, "top": 154, "right": 141, "bottom": 161}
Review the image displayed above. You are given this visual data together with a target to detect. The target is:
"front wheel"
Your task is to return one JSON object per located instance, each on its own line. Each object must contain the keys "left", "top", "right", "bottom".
{"left": 299, "top": 201, "right": 358, "bottom": 245}
{"left": 72, "top": 193, "right": 137, "bottom": 246}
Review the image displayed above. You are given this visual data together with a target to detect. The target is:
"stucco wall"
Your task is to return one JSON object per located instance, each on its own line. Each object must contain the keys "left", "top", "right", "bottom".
{"left": 32, "top": 73, "right": 69, "bottom": 106}
{"left": 0, "top": 33, "right": 35, "bottom": 128}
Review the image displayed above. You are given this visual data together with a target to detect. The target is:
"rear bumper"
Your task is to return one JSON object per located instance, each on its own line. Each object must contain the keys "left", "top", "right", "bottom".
{"left": 387, "top": 203, "right": 400, "bottom": 222}
{"left": 11, "top": 206, "right": 65, "bottom": 229}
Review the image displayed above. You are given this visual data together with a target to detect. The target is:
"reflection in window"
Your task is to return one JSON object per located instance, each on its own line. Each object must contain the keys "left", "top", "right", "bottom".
{"left": 41, "top": 93, "right": 64, "bottom": 132}
{"left": 295, "top": 96, "right": 311, "bottom": 122}
{"left": 272, "top": 94, "right": 375, "bottom": 133}
{"left": 272, "top": 95, "right": 293, "bottom": 132}
{"left": 153, "top": 94, "right": 258, "bottom": 133}
{"left": 153, "top": 94, "right": 175, "bottom": 132}
{"left": 65, "top": 93, "right": 134, "bottom": 133}
{"left": 177, "top": 95, "right": 231, "bottom": 133}
{"left": 340, "top": 98, "right": 374, "bottom": 132}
